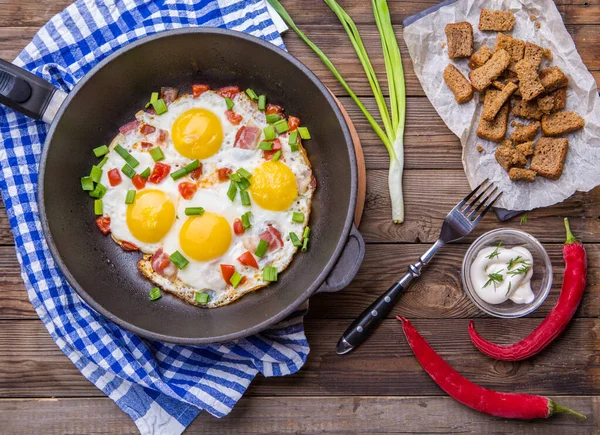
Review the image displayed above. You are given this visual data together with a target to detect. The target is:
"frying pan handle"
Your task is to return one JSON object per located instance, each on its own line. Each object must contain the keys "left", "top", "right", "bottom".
{"left": 316, "top": 225, "right": 365, "bottom": 293}
{"left": 0, "top": 59, "right": 64, "bottom": 123}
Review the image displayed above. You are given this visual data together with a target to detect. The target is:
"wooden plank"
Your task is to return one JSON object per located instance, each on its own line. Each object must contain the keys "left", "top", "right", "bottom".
{"left": 0, "top": 396, "right": 597, "bottom": 434}
{"left": 2, "top": 243, "right": 600, "bottom": 320}
{"left": 1, "top": 318, "right": 600, "bottom": 397}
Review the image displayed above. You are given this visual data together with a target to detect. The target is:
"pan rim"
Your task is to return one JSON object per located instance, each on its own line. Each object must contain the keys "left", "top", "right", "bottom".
{"left": 38, "top": 27, "right": 357, "bottom": 345}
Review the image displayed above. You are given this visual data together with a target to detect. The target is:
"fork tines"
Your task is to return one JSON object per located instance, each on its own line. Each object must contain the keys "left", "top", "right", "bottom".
{"left": 456, "top": 178, "right": 502, "bottom": 223}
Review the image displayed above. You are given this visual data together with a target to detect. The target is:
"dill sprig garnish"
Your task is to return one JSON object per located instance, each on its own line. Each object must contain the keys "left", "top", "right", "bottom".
{"left": 486, "top": 241, "right": 503, "bottom": 260}
{"left": 507, "top": 264, "right": 531, "bottom": 277}
{"left": 483, "top": 271, "right": 504, "bottom": 290}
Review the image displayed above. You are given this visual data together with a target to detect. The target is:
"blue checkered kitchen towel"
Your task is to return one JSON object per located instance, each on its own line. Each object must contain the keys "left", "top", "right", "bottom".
{"left": 0, "top": 1, "right": 310, "bottom": 434}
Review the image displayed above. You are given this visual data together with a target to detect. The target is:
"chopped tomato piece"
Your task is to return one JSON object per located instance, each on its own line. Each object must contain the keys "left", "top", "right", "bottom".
{"left": 233, "top": 218, "right": 244, "bottom": 236}
{"left": 225, "top": 110, "right": 243, "bottom": 125}
{"left": 95, "top": 216, "right": 111, "bottom": 235}
{"left": 218, "top": 167, "right": 232, "bottom": 181}
{"left": 220, "top": 264, "right": 236, "bottom": 285}
{"left": 140, "top": 141, "right": 153, "bottom": 149}
{"left": 265, "top": 103, "right": 284, "bottom": 115}
{"left": 148, "top": 162, "right": 171, "bottom": 184}
{"left": 140, "top": 124, "right": 156, "bottom": 135}
{"left": 288, "top": 116, "right": 300, "bottom": 131}
{"left": 121, "top": 241, "right": 139, "bottom": 251}
{"left": 263, "top": 138, "right": 282, "bottom": 160}
{"left": 132, "top": 174, "right": 147, "bottom": 190}
{"left": 190, "top": 165, "right": 203, "bottom": 180}
{"left": 237, "top": 251, "right": 258, "bottom": 269}
{"left": 216, "top": 86, "right": 240, "bottom": 99}
{"left": 192, "top": 84, "right": 210, "bottom": 98}
{"left": 108, "top": 168, "right": 122, "bottom": 187}
{"left": 178, "top": 181, "right": 197, "bottom": 200}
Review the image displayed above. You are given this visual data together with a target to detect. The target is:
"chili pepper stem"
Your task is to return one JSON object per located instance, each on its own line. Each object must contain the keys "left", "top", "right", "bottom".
{"left": 564, "top": 217, "right": 578, "bottom": 245}
{"left": 549, "top": 400, "right": 587, "bottom": 419}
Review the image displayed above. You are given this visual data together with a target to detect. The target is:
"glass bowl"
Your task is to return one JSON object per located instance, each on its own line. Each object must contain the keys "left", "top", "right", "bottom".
{"left": 461, "top": 229, "right": 553, "bottom": 318}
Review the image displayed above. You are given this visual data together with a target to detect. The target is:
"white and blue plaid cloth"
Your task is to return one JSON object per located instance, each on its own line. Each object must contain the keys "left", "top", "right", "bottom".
{"left": 0, "top": 1, "right": 311, "bottom": 433}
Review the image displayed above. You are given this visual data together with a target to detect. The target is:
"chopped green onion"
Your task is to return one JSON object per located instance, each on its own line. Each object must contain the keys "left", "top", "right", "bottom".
{"left": 125, "top": 190, "right": 136, "bottom": 204}
{"left": 149, "top": 147, "right": 164, "bottom": 162}
{"left": 266, "top": 114, "right": 280, "bottom": 124}
{"left": 185, "top": 207, "right": 205, "bottom": 216}
{"left": 149, "top": 287, "right": 162, "bottom": 301}
{"left": 298, "top": 126, "right": 311, "bottom": 139}
{"left": 185, "top": 160, "right": 200, "bottom": 172}
{"left": 194, "top": 292, "right": 209, "bottom": 303}
{"left": 170, "top": 168, "right": 187, "bottom": 180}
{"left": 230, "top": 271, "right": 243, "bottom": 288}
{"left": 227, "top": 172, "right": 242, "bottom": 183}
{"left": 289, "top": 232, "right": 302, "bottom": 247}
{"left": 169, "top": 251, "right": 189, "bottom": 270}
{"left": 115, "top": 144, "right": 139, "bottom": 168}
{"left": 89, "top": 183, "right": 107, "bottom": 199}
{"left": 262, "top": 266, "right": 278, "bottom": 282}
{"left": 290, "top": 143, "right": 299, "bottom": 152}
{"left": 93, "top": 145, "right": 109, "bottom": 157}
{"left": 240, "top": 190, "right": 251, "bottom": 206}
{"left": 145, "top": 92, "right": 159, "bottom": 108}
{"left": 258, "top": 141, "right": 273, "bottom": 151}
{"left": 121, "top": 164, "right": 136, "bottom": 179}
{"left": 301, "top": 236, "right": 310, "bottom": 252}
{"left": 225, "top": 97, "right": 234, "bottom": 110}
{"left": 153, "top": 98, "right": 168, "bottom": 115}
{"left": 255, "top": 239, "right": 269, "bottom": 258}
{"left": 246, "top": 88, "right": 258, "bottom": 100}
{"left": 274, "top": 119, "right": 289, "bottom": 134}
{"left": 288, "top": 131, "right": 298, "bottom": 146}
{"left": 241, "top": 212, "right": 252, "bottom": 229}
{"left": 258, "top": 95, "right": 266, "bottom": 111}
{"left": 90, "top": 165, "right": 102, "bottom": 183}
{"left": 264, "top": 125, "right": 276, "bottom": 140}
{"left": 271, "top": 150, "right": 282, "bottom": 162}
{"left": 81, "top": 176, "right": 94, "bottom": 191}
{"left": 227, "top": 181, "right": 237, "bottom": 201}
{"left": 237, "top": 177, "right": 251, "bottom": 191}
{"left": 94, "top": 199, "right": 103, "bottom": 215}
{"left": 140, "top": 167, "right": 151, "bottom": 179}
{"left": 237, "top": 168, "right": 252, "bottom": 179}
{"left": 292, "top": 212, "right": 304, "bottom": 223}
{"left": 303, "top": 226, "right": 311, "bottom": 239}
{"left": 97, "top": 156, "right": 108, "bottom": 169}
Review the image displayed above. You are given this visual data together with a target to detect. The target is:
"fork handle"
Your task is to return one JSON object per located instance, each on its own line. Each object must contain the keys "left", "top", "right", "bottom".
{"left": 336, "top": 239, "right": 444, "bottom": 355}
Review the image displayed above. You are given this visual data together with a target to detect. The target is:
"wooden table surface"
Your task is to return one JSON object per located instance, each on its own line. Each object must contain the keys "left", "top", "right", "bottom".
{"left": 1, "top": 1, "right": 599, "bottom": 433}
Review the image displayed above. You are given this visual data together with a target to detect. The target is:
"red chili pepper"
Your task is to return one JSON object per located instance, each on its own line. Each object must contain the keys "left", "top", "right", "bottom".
{"left": 398, "top": 316, "right": 585, "bottom": 420}
{"left": 469, "top": 218, "right": 587, "bottom": 361}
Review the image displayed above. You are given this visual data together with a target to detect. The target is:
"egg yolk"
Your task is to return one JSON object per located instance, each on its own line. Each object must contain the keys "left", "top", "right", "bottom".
{"left": 179, "top": 212, "right": 232, "bottom": 261}
{"left": 172, "top": 108, "right": 223, "bottom": 159}
{"left": 250, "top": 161, "right": 298, "bottom": 211}
{"left": 126, "top": 190, "right": 176, "bottom": 243}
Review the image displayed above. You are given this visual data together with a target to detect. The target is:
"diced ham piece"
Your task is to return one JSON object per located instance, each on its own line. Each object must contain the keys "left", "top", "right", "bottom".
{"left": 146, "top": 106, "right": 156, "bottom": 115}
{"left": 140, "top": 124, "right": 156, "bottom": 135}
{"left": 234, "top": 122, "right": 261, "bottom": 150}
{"left": 157, "top": 129, "right": 168, "bottom": 145}
{"left": 119, "top": 120, "right": 140, "bottom": 136}
{"left": 263, "top": 138, "right": 282, "bottom": 160}
{"left": 140, "top": 141, "right": 153, "bottom": 149}
{"left": 151, "top": 248, "right": 178, "bottom": 281}
{"left": 259, "top": 225, "right": 284, "bottom": 253}
{"left": 296, "top": 166, "right": 313, "bottom": 195}
{"left": 242, "top": 236, "right": 259, "bottom": 253}
{"left": 310, "top": 175, "right": 317, "bottom": 191}
{"left": 160, "top": 87, "right": 179, "bottom": 104}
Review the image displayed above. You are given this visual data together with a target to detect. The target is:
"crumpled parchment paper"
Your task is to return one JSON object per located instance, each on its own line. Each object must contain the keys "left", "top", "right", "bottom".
{"left": 403, "top": 0, "right": 600, "bottom": 211}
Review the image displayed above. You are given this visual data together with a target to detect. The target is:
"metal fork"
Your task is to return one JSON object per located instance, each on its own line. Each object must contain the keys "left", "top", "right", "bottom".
{"left": 336, "top": 179, "right": 502, "bottom": 355}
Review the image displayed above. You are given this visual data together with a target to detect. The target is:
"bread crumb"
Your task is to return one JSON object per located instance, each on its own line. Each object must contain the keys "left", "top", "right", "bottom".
{"left": 535, "top": 22, "right": 541, "bottom": 29}
{"left": 442, "top": 42, "right": 447, "bottom": 49}
{"left": 477, "top": 145, "right": 484, "bottom": 152}
{"left": 510, "top": 167, "right": 537, "bottom": 182}
{"left": 543, "top": 48, "right": 553, "bottom": 61}
{"left": 495, "top": 140, "right": 527, "bottom": 171}
{"left": 529, "top": 14, "right": 536, "bottom": 21}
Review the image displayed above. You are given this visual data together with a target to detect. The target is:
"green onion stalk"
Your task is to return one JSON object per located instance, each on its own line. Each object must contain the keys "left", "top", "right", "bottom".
{"left": 267, "top": 0, "right": 406, "bottom": 223}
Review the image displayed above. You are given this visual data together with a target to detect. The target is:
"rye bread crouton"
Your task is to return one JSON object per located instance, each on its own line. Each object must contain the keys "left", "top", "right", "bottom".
{"left": 469, "top": 46, "right": 493, "bottom": 69}
{"left": 509, "top": 168, "right": 537, "bottom": 182}
{"left": 479, "top": 9, "right": 516, "bottom": 31}
{"left": 524, "top": 42, "right": 544, "bottom": 70}
{"left": 539, "top": 66, "right": 568, "bottom": 92}
{"left": 550, "top": 87, "right": 567, "bottom": 112}
{"left": 469, "top": 49, "right": 511, "bottom": 92}
{"left": 495, "top": 140, "right": 527, "bottom": 171}
{"left": 515, "top": 59, "right": 545, "bottom": 101}
{"left": 495, "top": 33, "right": 525, "bottom": 72}
{"left": 512, "top": 98, "right": 544, "bottom": 120}
{"left": 530, "top": 137, "right": 568, "bottom": 179}
{"left": 537, "top": 95, "right": 555, "bottom": 113}
{"left": 511, "top": 122, "right": 540, "bottom": 143}
{"left": 515, "top": 141, "right": 535, "bottom": 157}
{"left": 445, "top": 22, "right": 474, "bottom": 58}
{"left": 541, "top": 111, "right": 585, "bottom": 136}
{"left": 443, "top": 64, "right": 474, "bottom": 104}
{"left": 477, "top": 90, "right": 510, "bottom": 143}
{"left": 482, "top": 82, "right": 518, "bottom": 120}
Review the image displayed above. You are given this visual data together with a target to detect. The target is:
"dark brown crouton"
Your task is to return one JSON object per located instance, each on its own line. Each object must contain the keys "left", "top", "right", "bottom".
{"left": 524, "top": 42, "right": 544, "bottom": 70}
{"left": 539, "top": 66, "right": 568, "bottom": 92}
{"left": 469, "top": 49, "right": 511, "bottom": 92}
{"left": 530, "top": 137, "right": 568, "bottom": 179}
{"left": 495, "top": 140, "right": 527, "bottom": 171}
{"left": 515, "top": 141, "right": 535, "bottom": 157}
{"left": 550, "top": 87, "right": 567, "bottom": 112}
{"left": 541, "top": 111, "right": 585, "bottom": 136}
{"left": 476, "top": 145, "right": 484, "bottom": 152}
{"left": 537, "top": 95, "right": 555, "bottom": 113}
{"left": 492, "top": 80, "right": 506, "bottom": 90}
{"left": 482, "top": 82, "right": 518, "bottom": 120}
{"left": 445, "top": 22, "right": 474, "bottom": 59}
{"left": 468, "top": 46, "right": 493, "bottom": 69}
{"left": 509, "top": 168, "right": 537, "bottom": 182}
{"left": 495, "top": 33, "right": 525, "bottom": 72}
{"left": 512, "top": 98, "right": 544, "bottom": 120}
{"left": 443, "top": 64, "right": 474, "bottom": 104}
{"left": 477, "top": 90, "right": 510, "bottom": 143}
{"left": 515, "top": 59, "right": 545, "bottom": 101}
{"left": 479, "top": 9, "right": 515, "bottom": 31}
{"left": 511, "top": 122, "right": 540, "bottom": 143}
